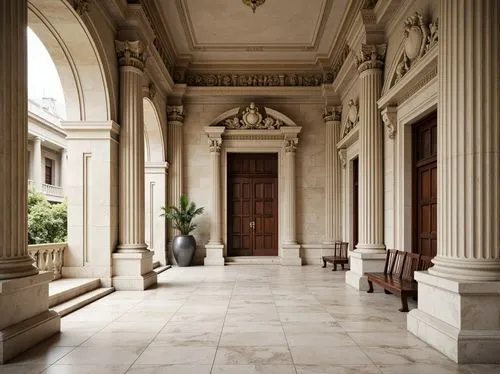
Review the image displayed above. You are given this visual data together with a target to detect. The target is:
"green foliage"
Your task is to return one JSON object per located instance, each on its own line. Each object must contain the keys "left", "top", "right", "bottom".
{"left": 27, "top": 187, "right": 67, "bottom": 244}
{"left": 160, "top": 195, "right": 204, "bottom": 235}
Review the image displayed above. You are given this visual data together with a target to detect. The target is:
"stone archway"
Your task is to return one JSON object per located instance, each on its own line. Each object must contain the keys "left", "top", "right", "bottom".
{"left": 143, "top": 97, "right": 168, "bottom": 265}
{"left": 203, "top": 103, "right": 302, "bottom": 266}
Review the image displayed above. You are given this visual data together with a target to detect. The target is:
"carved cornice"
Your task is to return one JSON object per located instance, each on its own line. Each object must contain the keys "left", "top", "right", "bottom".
{"left": 115, "top": 40, "right": 147, "bottom": 71}
{"left": 330, "top": 44, "right": 351, "bottom": 83}
{"left": 381, "top": 106, "right": 397, "bottom": 139}
{"left": 177, "top": 72, "right": 333, "bottom": 87}
{"left": 342, "top": 99, "right": 359, "bottom": 137}
{"left": 208, "top": 138, "right": 222, "bottom": 153}
{"left": 166, "top": 105, "right": 185, "bottom": 123}
{"left": 284, "top": 138, "right": 299, "bottom": 153}
{"left": 218, "top": 103, "right": 284, "bottom": 130}
{"left": 73, "top": 0, "right": 90, "bottom": 16}
{"left": 392, "top": 12, "right": 438, "bottom": 87}
{"left": 323, "top": 106, "right": 342, "bottom": 123}
{"left": 356, "top": 44, "right": 386, "bottom": 73}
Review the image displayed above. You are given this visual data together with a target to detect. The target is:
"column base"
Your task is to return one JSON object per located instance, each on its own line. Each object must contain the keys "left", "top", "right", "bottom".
{"left": 345, "top": 250, "right": 386, "bottom": 290}
{"left": 407, "top": 271, "right": 500, "bottom": 364}
{"left": 0, "top": 272, "right": 61, "bottom": 364}
{"left": 281, "top": 244, "right": 302, "bottom": 266}
{"left": 112, "top": 251, "right": 157, "bottom": 290}
{"left": 204, "top": 244, "right": 225, "bottom": 266}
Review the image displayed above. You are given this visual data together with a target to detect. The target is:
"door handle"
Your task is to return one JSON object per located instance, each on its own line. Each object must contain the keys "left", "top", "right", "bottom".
{"left": 249, "top": 221, "right": 255, "bottom": 230}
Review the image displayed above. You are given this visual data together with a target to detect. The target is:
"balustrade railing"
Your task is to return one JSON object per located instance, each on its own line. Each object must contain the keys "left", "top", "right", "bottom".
{"left": 28, "top": 242, "right": 66, "bottom": 280}
{"left": 42, "top": 183, "right": 64, "bottom": 197}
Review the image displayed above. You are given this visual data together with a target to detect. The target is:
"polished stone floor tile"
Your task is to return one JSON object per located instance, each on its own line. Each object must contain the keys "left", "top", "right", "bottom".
{"left": 214, "top": 346, "right": 293, "bottom": 365}
{"left": 211, "top": 364, "right": 296, "bottom": 374}
{"left": 43, "top": 364, "right": 130, "bottom": 374}
{"left": 295, "top": 364, "right": 382, "bottom": 374}
{"left": 57, "top": 346, "right": 142, "bottom": 366}
{"left": 134, "top": 346, "right": 217, "bottom": 365}
{"left": 289, "top": 346, "right": 373, "bottom": 365}
{"left": 219, "top": 331, "right": 287, "bottom": 347}
{"left": 126, "top": 364, "right": 212, "bottom": 374}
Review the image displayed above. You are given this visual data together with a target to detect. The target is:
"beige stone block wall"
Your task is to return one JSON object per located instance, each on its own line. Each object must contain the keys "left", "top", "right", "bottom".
{"left": 182, "top": 102, "right": 326, "bottom": 264}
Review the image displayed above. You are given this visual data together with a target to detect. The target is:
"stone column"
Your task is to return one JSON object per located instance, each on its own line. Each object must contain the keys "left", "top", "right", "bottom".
{"left": 281, "top": 131, "right": 302, "bottom": 266}
{"left": 204, "top": 127, "right": 225, "bottom": 266}
{"left": 0, "top": 0, "right": 59, "bottom": 363}
{"left": 322, "top": 106, "right": 342, "bottom": 255}
{"left": 346, "top": 44, "right": 387, "bottom": 290}
{"left": 60, "top": 148, "right": 67, "bottom": 190}
{"left": 408, "top": 0, "right": 500, "bottom": 363}
{"left": 166, "top": 105, "right": 184, "bottom": 262}
{"left": 33, "top": 136, "right": 43, "bottom": 189}
{"left": 112, "top": 40, "right": 156, "bottom": 290}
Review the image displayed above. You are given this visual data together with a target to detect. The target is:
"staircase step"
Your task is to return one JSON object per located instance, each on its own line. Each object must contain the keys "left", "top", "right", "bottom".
{"left": 52, "top": 287, "right": 115, "bottom": 317}
{"left": 49, "top": 278, "right": 100, "bottom": 307}
{"left": 154, "top": 265, "right": 171, "bottom": 275}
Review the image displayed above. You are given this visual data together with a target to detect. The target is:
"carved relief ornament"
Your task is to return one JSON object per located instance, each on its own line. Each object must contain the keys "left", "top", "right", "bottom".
{"left": 284, "top": 137, "right": 299, "bottom": 153}
{"left": 356, "top": 44, "right": 387, "bottom": 73}
{"left": 180, "top": 72, "right": 333, "bottom": 87}
{"left": 342, "top": 99, "right": 359, "bottom": 137}
{"left": 338, "top": 149, "right": 347, "bottom": 168}
{"left": 73, "top": 0, "right": 90, "bottom": 16}
{"left": 381, "top": 106, "right": 397, "bottom": 139}
{"left": 208, "top": 138, "right": 222, "bottom": 153}
{"left": 115, "top": 40, "right": 147, "bottom": 71}
{"left": 167, "top": 105, "right": 185, "bottom": 123}
{"left": 148, "top": 82, "right": 157, "bottom": 100}
{"left": 393, "top": 12, "right": 438, "bottom": 85}
{"left": 218, "top": 103, "right": 284, "bottom": 130}
{"left": 323, "top": 106, "right": 342, "bottom": 123}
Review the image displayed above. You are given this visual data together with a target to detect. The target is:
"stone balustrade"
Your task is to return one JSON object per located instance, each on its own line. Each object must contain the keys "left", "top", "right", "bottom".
{"left": 42, "top": 183, "right": 64, "bottom": 198}
{"left": 28, "top": 243, "right": 66, "bottom": 280}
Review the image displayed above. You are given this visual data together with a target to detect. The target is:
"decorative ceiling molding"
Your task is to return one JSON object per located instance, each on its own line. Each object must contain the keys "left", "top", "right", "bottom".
{"left": 174, "top": 0, "right": 334, "bottom": 52}
{"left": 176, "top": 71, "right": 333, "bottom": 87}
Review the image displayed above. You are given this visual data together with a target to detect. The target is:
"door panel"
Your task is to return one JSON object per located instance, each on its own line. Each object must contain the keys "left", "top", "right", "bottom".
{"left": 227, "top": 153, "right": 278, "bottom": 256}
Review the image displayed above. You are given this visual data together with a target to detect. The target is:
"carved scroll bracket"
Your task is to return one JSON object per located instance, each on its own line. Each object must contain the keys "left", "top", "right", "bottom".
{"left": 381, "top": 106, "right": 398, "bottom": 139}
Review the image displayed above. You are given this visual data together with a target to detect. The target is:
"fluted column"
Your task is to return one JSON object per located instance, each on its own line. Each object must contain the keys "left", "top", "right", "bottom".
{"left": 167, "top": 105, "right": 184, "bottom": 241}
{"left": 208, "top": 138, "right": 222, "bottom": 245}
{"left": 429, "top": 0, "right": 499, "bottom": 281}
{"left": 33, "top": 136, "right": 43, "bottom": 189}
{"left": 323, "top": 107, "right": 342, "bottom": 245}
{"left": 115, "top": 40, "right": 148, "bottom": 253}
{"left": 355, "top": 44, "right": 386, "bottom": 253}
{"left": 0, "top": 0, "right": 38, "bottom": 280}
{"left": 283, "top": 138, "right": 298, "bottom": 245}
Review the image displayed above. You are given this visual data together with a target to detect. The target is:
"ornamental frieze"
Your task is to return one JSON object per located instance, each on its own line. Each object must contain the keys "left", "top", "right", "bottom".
{"left": 393, "top": 12, "right": 438, "bottom": 86}
{"left": 218, "top": 103, "right": 284, "bottom": 130}
{"left": 177, "top": 72, "right": 333, "bottom": 87}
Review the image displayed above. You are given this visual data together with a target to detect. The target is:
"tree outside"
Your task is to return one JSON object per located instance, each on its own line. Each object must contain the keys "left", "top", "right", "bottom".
{"left": 28, "top": 187, "right": 67, "bottom": 244}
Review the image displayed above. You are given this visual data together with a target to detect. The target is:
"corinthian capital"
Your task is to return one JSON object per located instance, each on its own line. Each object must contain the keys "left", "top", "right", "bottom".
{"left": 356, "top": 43, "right": 386, "bottom": 73}
{"left": 167, "top": 105, "right": 185, "bottom": 123}
{"left": 115, "top": 40, "right": 147, "bottom": 71}
{"left": 208, "top": 138, "right": 222, "bottom": 153}
{"left": 323, "top": 106, "right": 342, "bottom": 123}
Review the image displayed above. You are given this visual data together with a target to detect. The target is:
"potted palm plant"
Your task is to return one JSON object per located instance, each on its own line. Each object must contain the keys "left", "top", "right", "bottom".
{"left": 161, "top": 195, "right": 204, "bottom": 267}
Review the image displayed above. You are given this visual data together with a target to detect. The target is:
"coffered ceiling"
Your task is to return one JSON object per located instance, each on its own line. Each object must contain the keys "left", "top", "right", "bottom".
{"left": 156, "top": 0, "right": 351, "bottom": 69}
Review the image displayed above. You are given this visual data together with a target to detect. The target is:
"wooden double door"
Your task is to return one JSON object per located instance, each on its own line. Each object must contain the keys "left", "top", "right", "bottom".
{"left": 227, "top": 153, "right": 278, "bottom": 256}
{"left": 413, "top": 112, "right": 438, "bottom": 257}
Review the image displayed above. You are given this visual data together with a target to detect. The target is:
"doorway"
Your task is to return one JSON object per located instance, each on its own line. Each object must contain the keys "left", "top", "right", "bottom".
{"left": 412, "top": 112, "right": 437, "bottom": 257}
{"left": 227, "top": 153, "right": 278, "bottom": 256}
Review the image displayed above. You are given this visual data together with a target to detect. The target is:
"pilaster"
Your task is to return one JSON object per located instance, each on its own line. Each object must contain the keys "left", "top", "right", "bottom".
{"left": 0, "top": 0, "right": 59, "bottom": 363}
{"left": 346, "top": 43, "right": 387, "bottom": 289}
{"left": 32, "top": 137, "right": 43, "bottom": 190}
{"left": 113, "top": 39, "right": 156, "bottom": 289}
{"left": 408, "top": 0, "right": 500, "bottom": 363}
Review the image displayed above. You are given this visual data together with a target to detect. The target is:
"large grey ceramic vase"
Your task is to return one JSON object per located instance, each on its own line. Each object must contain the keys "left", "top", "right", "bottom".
{"left": 172, "top": 235, "right": 196, "bottom": 267}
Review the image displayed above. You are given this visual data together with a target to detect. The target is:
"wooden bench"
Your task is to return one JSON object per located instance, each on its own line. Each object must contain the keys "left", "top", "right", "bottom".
{"left": 366, "top": 250, "right": 432, "bottom": 312}
{"left": 322, "top": 241, "right": 349, "bottom": 271}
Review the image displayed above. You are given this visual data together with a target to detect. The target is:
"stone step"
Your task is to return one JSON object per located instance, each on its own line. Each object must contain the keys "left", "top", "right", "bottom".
{"left": 225, "top": 256, "right": 281, "bottom": 265}
{"left": 154, "top": 265, "right": 171, "bottom": 275}
{"left": 48, "top": 278, "right": 101, "bottom": 307}
{"left": 52, "top": 287, "right": 115, "bottom": 317}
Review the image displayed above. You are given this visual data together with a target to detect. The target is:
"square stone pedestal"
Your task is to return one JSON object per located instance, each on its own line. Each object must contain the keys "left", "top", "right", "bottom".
{"left": 281, "top": 244, "right": 302, "bottom": 266}
{"left": 0, "top": 272, "right": 60, "bottom": 363}
{"left": 204, "top": 244, "right": 225, "bottom": 266}
{"left": 407, "top": 271, "right": 500, "bottom": 364}
{"left": 345, "top": 250, "right": 386, "bottom": 290}
{"left": 112, "top": 251, "right": 157, "bottom": 290}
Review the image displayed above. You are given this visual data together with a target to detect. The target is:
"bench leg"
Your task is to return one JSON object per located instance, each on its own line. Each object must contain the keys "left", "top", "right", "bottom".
{"left": 341, "top": 264, "right": 345, "bottom": 270}
{"left": 332, "top": 264, "right": 337, "bottom": 271}
{"left": 322, "top": 258, "right": 326, "bottom": 268}
{"left": 367, "top": 280, "right": 374, "bottom": 293}
{"left": 399, "top": 294, "right": 409, "bottom": 312}
{"left": 384, "top": 289, "right": 393, "bottom": 295}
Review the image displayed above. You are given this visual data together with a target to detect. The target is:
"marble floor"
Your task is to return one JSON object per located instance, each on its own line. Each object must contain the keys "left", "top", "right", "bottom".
{"left": 1, "top": 265, "right": 499, "bottom": 374}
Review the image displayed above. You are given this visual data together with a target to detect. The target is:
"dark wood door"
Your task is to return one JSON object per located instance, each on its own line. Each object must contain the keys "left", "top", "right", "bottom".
{"left": 352, "top": 158, "right": 359, "bottom": 249}
{"left": 228, "top": 154, "right": 278, "bottom": 256}
{"left": 413, "top": 113, "right": 437, "bottom": 257}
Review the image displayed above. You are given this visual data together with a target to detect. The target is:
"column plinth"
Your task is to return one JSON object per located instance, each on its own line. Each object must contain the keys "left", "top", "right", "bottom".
{"left": 0, "top": 0, "right": 59, "bottom": 363}
{"left": 408, "top": 0, "right": 500, "bottom": 363}
{"left": 346, "top": 44, "right": 387, "bottom": 290}
{"left": 112, "top": 40, "right": 156, "bottom": 289}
